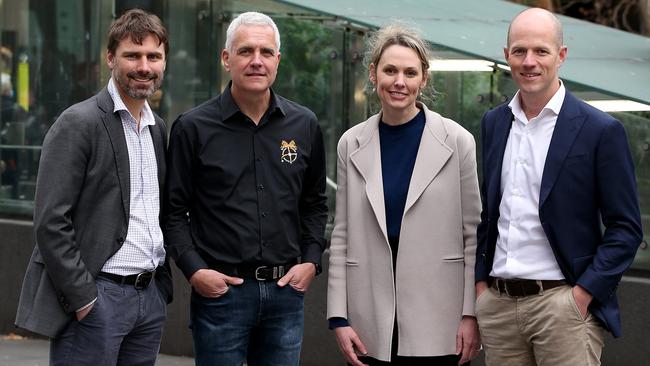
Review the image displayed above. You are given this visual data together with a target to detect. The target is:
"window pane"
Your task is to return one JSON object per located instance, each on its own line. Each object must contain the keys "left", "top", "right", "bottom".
{"left": 1, "top": 0, "right": 96, "bottom": 216}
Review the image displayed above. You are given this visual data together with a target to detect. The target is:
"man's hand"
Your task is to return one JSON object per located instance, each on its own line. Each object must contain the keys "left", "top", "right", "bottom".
{"left": 334, "top": 326, "right": 368, "bottom": 366}
{"left": 75, "top": 304, "right": 93, "bottom": 321}
{"left": 475, "top": 281, "right": 489, "bottom": 299}
{"left": 572, "top": 285, "right": 593, "bottom": 319}
{"left": 456, "top": 316, "right": 481, "bottom": 365}
{"left": 189, "top": 268, "right": 243, "bottom": 298}
{"left": 277, "top": 263, "right": 316, "bottom": 292}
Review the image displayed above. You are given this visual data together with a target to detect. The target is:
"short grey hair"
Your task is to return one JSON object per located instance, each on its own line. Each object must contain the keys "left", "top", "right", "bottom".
{"left": 225, "top": 12, "right": 281, "bottom": 52}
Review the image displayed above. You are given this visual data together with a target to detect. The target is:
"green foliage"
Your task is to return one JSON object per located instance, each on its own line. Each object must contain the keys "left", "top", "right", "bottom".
{"left": 273, "top": 18, "right": 334, "bottom": 119}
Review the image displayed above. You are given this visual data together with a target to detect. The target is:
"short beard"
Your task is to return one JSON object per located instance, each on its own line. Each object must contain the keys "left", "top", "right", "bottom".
{"left": 115, "top": 70, "right": 162, "bottom": 100}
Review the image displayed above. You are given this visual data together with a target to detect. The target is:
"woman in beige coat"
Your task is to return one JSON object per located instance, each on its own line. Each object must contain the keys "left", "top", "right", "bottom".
{"left": 327, "top": 25, "right": 481, "bottom": 366}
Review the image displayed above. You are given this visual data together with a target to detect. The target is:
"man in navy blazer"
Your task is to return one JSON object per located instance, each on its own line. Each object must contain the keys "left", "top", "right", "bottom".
{"left": 475, "top": 8, "right": 642, "bottom": 366}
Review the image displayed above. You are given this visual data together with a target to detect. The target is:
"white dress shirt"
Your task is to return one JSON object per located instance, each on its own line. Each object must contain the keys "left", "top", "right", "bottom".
{"left": 490, "top": 82, "right": 566, "bottom": 280}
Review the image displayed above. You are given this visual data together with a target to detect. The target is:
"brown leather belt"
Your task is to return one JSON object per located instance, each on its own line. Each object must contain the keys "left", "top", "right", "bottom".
{"left": 492, "top": 278, "right": 566, "bottom": 297}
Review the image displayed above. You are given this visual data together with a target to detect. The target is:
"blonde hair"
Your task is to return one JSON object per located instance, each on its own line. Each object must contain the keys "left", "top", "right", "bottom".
{"left": 367, "top": 25, "right": 431, "bottom": 76}
{"left": 366, "top": 24, "right": 436, "bottom": 107}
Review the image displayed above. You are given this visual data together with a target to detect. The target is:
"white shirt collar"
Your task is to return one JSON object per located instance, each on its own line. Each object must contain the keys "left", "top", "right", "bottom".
{"left": 108, "top": 78, "right": 156, "bottom": 128}
{"left": 508, "top": 80, "right": 566, "bottom": 123}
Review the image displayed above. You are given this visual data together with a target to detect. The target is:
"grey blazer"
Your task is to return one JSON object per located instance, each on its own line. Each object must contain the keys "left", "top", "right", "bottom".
{"left": 15, "top": 88, "right": 172, "bottom": 338}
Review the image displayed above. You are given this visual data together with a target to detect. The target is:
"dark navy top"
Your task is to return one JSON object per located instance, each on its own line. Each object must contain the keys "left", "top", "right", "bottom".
{"left": 379, "top": 109, "right": 426, "bottom": 249}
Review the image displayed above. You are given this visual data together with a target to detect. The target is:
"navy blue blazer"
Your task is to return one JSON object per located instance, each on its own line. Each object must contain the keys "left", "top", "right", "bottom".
{"left": 475, "top": 90, "right": 642, "bottom": 337}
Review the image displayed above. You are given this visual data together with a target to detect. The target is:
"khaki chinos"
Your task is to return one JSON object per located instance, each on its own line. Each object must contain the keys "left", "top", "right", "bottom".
{"left": 476, "top": 284, "right": 605, "bottom": 366}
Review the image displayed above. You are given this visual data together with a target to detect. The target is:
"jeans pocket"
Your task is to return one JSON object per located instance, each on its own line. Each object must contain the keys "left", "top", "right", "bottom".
{"left": 287, "top": 284, "right": 306, "bottom": 297}
{"left": 194, "top": 285, "right": 232, "bottom": 302}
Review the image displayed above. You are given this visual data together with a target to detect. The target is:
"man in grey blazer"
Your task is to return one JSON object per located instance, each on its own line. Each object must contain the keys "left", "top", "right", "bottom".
{"left": 15, "top": 9, "right": 172, "bottom": 365}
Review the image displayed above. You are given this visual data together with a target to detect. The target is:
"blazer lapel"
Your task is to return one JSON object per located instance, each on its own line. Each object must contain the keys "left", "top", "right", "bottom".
{"left": 350, "top": 115, "right": 389, "bottom": 242}
{"left": 487, "top": 107, "right": 513, "bottom": 216}
{"left": 151, "top": 117, "right": 166, "bottom": 191}
{"left": 404, "top": 107, "right": 452, "bottom": 214}
{"left": 96, "top": 88, "right": 130, "bottom": 219}
{"left": 540, "top": 92, "right": 585, "bottom": 207}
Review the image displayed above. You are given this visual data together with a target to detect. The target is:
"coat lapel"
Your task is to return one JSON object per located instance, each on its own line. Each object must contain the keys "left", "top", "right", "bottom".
{"left": 96, "top": 88, "right": 130, "bottom": 219}
{"left": 487, "top": 107, "right": 514, "bottom": 215}
{"left": 350, "top": 115, "right": 389, "bottom": 242}
{"left": 151, "top": 117, "right": 166, "bottom": 192}
{"left": 539, "top": 91, "right": 585, "bottom": 207}
{"left": 403, "top": 106, "right": 452, "bottom": 214}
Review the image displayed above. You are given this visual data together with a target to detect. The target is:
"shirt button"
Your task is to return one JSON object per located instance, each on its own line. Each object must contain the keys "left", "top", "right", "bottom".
{"left": 261, "top": 212, "right": 267, "bottom": 218}
{"left": 258, "top": 184, "right": 265, "bottom": 190}
{"left": 256, "top": 157, "right": 262, "bottom": 162}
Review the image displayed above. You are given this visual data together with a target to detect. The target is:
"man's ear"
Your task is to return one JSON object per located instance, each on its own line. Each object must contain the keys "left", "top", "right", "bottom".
{"left": 221, "top": 49, "right": 230, "bottom": 71}
{"left": 106, "top": 52, "right": 115, "bottom": 70}
{"left": 558, "top": 45, "right": 568, "bottom": 66}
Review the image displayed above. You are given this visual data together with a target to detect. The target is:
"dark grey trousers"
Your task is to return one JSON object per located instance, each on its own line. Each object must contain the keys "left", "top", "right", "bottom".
{"left": 49, "top": 276, "right": 167, "bottom": 366}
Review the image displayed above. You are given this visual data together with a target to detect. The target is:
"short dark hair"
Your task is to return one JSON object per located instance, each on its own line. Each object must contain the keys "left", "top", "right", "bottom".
{"left": 107, "top": 8, "right": 169, "bottom": 56}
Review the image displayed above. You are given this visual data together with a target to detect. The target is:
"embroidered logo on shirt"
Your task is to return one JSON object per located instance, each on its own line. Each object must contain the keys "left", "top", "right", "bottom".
{"left": 280, "top": 140, "right": 298, "bottom": 164}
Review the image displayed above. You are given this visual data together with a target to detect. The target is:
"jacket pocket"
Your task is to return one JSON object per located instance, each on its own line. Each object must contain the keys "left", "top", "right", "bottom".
{"left": 564, "top": 153, "right": 588, "bottom": 166}
{"left": 345, "top": 259, "right": 359, "bottom": 266}
{"left": 442, "top": 255, "right": 464, "bottom": 263}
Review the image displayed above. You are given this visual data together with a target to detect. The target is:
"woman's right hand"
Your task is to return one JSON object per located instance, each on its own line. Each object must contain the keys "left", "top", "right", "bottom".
{"left": 334, "top": 326, "right": 369, "bottom": 366}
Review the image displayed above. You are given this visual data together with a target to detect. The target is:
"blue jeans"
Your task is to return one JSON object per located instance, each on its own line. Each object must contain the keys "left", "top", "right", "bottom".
{"left": 50, "top": 277, "right": 167, "bottom": 366}
{"left": 190, "top": 280, "right": 305, "bottom": 366}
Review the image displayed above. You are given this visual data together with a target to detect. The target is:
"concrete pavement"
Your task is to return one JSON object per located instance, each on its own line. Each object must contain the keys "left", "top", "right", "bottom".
{"left": 0, "top": 335, "right": 194, "bottom": 366}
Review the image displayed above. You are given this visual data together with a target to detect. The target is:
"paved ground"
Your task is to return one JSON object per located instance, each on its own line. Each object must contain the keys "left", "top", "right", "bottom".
{"left": 0, "top": 335, "right": 194, "bottom": 366}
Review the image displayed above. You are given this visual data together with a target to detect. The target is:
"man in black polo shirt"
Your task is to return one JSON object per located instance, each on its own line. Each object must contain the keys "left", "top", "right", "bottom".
{"left": 164, "top": 11, "right": 327, "bottom": 366}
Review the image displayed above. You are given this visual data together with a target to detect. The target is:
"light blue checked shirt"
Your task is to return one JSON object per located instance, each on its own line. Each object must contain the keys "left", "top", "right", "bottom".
{"left": 102, "top": 79, "right": 165, "bottom": 276}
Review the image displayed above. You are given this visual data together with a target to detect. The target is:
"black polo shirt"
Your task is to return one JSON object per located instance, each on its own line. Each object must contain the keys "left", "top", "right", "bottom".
{"left": 164, "top": 84, "right": 328, "bottom": 279}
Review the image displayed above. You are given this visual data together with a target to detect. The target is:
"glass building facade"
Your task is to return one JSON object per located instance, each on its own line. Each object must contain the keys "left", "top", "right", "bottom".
{"left": 1, "top": 0, "right": 649, "bottom": 270}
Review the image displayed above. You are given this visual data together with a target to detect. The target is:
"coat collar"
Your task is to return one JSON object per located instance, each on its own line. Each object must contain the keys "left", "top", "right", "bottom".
{"left": 349, "top": 103, "right": 453, "bottom": 242}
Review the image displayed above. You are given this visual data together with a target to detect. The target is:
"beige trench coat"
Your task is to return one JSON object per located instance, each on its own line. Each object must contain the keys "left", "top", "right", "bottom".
{"left": 327, "top": 103, "right": 481, "bottom": 361}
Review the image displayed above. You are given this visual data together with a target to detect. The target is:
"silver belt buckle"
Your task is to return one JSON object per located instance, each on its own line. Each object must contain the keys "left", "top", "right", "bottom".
{"left": 255, "top": 266, "right": 269, "bottom": 281}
